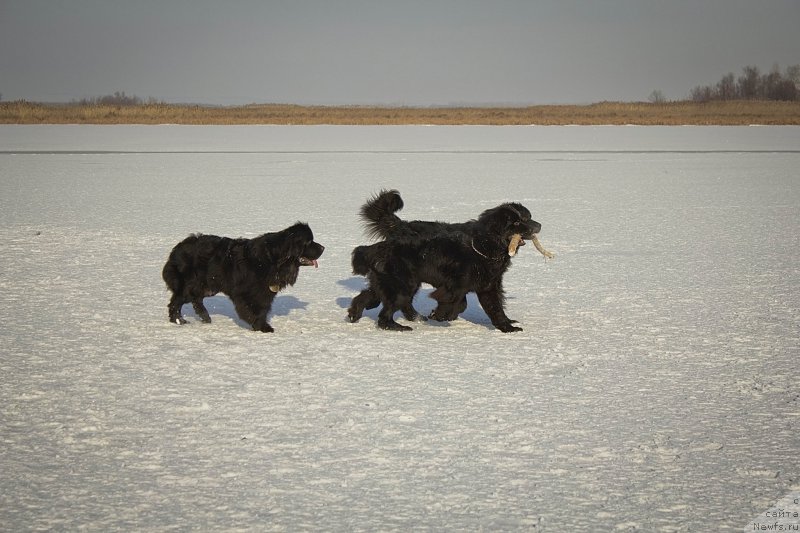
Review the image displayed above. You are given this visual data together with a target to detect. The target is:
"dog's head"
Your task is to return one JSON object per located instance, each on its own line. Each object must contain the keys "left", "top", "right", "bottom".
{"left": 477, "top": 202, "right": 542, "bottom": 243}
{"left": 280, "top": 222, "right": 325, "bottom": 267}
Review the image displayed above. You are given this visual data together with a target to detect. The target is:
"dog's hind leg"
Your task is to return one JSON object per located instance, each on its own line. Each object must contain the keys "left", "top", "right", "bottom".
{"left": 428, "top": 287, "right": 467, "bottom": 321}
{"left": 401, "top": 302, "right": 426, "bottom": 322}
{"left": 400, "top": 288, "right": 426, "bottom": 322}
{"left": 377, "top": 304, "right": 412, "bottom": 331}
{"left": 429, "top": 300, "right": 465, "bottom": 322}
{"left": 167, "top": 294, "right": 188, "bottom": 325}
{"left": 191, "top": 298, "right": 212, "bottom": 323}
{"left": 372, "top": 273, "right": 414, "bottom": 330}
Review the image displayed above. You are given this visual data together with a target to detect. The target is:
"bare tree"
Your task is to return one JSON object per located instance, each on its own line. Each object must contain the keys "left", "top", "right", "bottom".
{"left": 786, "top": 65, "right": 800, "bottom": 87}
{"left": 716, "top": 73, "right": 737, "bottom": 100}
{"left": 690, "top": 85, "right": 713, "bottom": 103}
{"left": 756, "top": 64, "right": 797, "bottom": 100}
{"left": 738, "top": 66, "right": 760, "bottom": 99}
{"left": 648, "top": 89, "right": 666, "bottom": 103}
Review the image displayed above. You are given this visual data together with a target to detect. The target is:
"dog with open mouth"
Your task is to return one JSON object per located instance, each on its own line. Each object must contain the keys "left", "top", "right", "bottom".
{"left": 348, "top": 189, "right": 550, "bottom": 328}
{"left": 162, "top": 222, "right": 324, "bottom": 332}
{"left": 349, "top": 201, "right": 542, "bottom": 332}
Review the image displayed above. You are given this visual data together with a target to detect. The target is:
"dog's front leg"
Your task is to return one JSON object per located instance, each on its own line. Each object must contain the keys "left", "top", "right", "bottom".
{"left": 252, "top": 316, "right": 275, "bottom": 333}
{"left": 233, "top": 294, "right": 275, "bottom": 333}
{"left": 348, "top": 287, "right": 381, "bottom": 323}
{"left": 476, "top": 288, "right": 522, "bottom": 333}
{"left": 252, "top": 294, "right": 276, "bottom": 333}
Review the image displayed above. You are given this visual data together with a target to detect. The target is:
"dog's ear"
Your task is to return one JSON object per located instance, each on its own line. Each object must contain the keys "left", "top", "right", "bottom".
{"left": 281, "top": 222, "right": 313, "bottom": 258}
{"left": 481, "top": 205, "right": 518, "bottom": 234}
{"left": 505, "top": 203, "right": 531, "bottom": 221}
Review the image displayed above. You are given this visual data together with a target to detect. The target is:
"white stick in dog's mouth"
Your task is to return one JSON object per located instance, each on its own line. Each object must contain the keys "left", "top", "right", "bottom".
{"left": 509, "top": 233, "right": 554, "bottom": 259}
{"left": 508, "top": 234, "right": 524, "bottom": 256}
{"left": 531, "top": 234, "right": 555, "bottom": 259}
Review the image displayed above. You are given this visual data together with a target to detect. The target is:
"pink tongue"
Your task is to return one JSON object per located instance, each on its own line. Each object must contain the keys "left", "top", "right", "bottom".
{"left": 312, "top": 259, "right": 319, "bottom": 268}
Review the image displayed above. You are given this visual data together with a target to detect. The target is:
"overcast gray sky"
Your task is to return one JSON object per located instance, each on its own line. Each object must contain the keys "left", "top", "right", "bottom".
{"left": 1, "top": 0, "right": 798, "bottom": 105}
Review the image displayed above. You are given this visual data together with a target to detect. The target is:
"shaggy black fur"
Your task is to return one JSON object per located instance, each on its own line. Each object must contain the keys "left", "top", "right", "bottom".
{"left": 348, "top": 189, "right": 541, "bottom": 327}
{"left": 162, "top": 222, "right": 324, "bottom": 332}
{"left": 349, "top": 200, "right": 540, "bottom": 332}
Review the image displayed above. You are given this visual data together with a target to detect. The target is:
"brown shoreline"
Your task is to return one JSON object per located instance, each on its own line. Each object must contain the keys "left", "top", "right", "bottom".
{"left": 2, "top": 100, "right": 799, "bottom": 126}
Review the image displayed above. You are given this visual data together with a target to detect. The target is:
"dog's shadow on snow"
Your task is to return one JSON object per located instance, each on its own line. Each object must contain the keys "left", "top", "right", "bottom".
{"left": 181, "top": 295, "right": 308, "bottom": 330}
{"left": 336, "top": 277, "right": 495, "bottom": 330}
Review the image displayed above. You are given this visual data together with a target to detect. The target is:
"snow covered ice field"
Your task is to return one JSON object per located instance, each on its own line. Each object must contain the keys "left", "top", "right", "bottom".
{"left": 1, "top": 125, "right": 798, "bottom": 531}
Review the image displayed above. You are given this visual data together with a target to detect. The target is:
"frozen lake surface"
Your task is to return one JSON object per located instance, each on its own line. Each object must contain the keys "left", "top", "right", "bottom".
{"left": 1, "top": 125, "right": 799, "bottom": 531}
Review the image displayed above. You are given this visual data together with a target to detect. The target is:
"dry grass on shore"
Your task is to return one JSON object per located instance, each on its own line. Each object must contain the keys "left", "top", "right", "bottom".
{"left": 2, "top": 100, "right": 799, "bottom": 125}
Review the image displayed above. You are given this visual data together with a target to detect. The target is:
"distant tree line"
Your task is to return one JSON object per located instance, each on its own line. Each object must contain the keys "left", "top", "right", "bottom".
{"left": 690, "top": 64, "right": 799, "bottom": 102}
{"left": 5, "top": 65, "right": 799, "bottom": 107}
{"left": 73, "top": 91, "right": 163, "bottom": 106}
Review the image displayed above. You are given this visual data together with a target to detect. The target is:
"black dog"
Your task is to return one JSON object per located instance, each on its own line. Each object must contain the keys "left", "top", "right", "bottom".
{"left": 360, "top": 189, "right": 533, "bottom": 242}
{"left": 162, "top": 222, "right": 324, "bottom": 332}
{"left": 349, "top": 204, "right": 540, "bottom": 332}
{"left": 348, "top": 189, "right": 541, "bottom": 325}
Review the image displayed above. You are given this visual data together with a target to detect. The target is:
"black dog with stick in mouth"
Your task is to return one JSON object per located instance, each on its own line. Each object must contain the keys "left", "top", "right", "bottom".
{"left": 348, "top": 190, "right": 548, "bottom": 332}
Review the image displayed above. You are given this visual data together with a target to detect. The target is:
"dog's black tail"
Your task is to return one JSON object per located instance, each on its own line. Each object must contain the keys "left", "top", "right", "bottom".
{"left": 161, "top": 257, "right": 182, "bottom": 292}
{"left": 360, "top": 189, "right": 405, "bottom": 240}
{"left": 161, "top": 235, "right": 199, "bottom": 292}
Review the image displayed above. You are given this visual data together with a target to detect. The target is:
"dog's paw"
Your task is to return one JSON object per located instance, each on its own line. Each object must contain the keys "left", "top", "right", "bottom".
{"left": 379, "top": 321, "right": 413, "bottom": 332}
{"left": 495, "top": 322, "right": 523, "bottom": 333}
{"left": 403, "top": 311, "right": 427, "bottom": 322}
{"left": 429, "top": 311, "right": 458, "bottom": 322}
